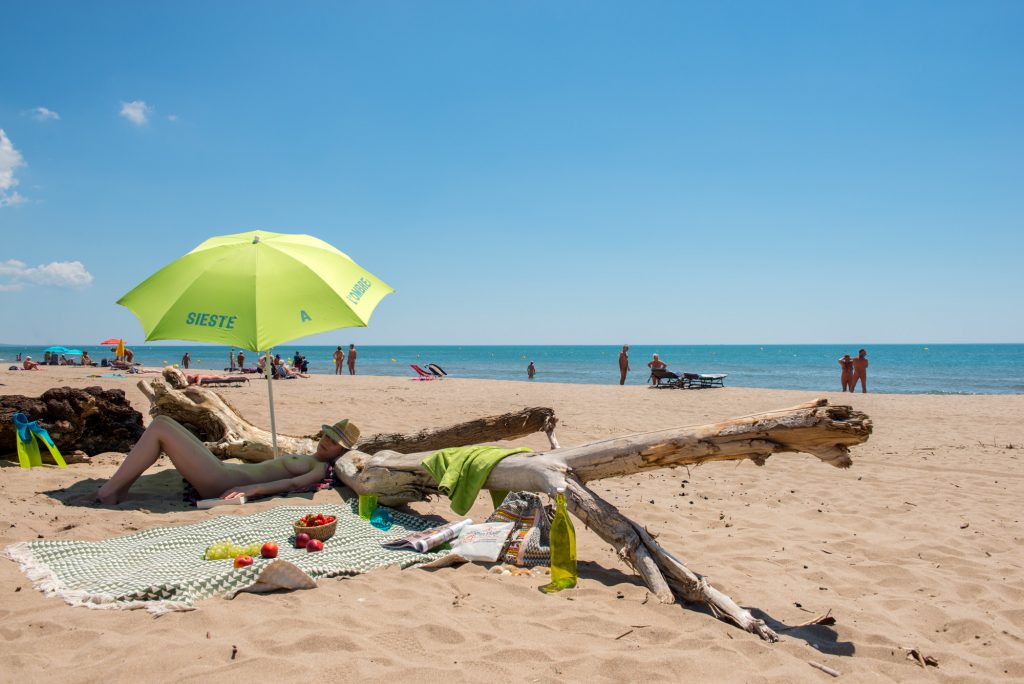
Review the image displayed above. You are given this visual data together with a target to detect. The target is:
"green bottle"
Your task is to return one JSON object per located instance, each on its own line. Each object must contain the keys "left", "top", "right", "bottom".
{"left": 541, "top": 487, "right": 577, "bottom": 593}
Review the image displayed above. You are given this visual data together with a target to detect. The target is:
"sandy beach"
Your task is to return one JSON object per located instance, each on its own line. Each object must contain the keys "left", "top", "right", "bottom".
{"left": 1, "top": 367, "right": 1022, "bottom": 682}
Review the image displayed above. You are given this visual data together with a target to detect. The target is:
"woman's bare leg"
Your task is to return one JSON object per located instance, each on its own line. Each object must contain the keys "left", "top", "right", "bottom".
{"left": 97, "top": 416, "right": 235, "bottom": 503}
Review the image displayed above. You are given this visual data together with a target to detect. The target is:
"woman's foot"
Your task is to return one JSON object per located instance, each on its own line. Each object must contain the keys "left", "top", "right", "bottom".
{"left": 96, "top": 485, "right": 123, "bottom": 505}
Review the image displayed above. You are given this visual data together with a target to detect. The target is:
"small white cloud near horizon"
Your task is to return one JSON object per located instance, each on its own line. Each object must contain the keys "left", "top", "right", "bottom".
{"left": 119, "top": 100, "right": 152, "bottom": 125}
{"left": 0, "top": 259, "right": 94, "bottom": 292}
{"left": 0, "top": 129, "right": 27, "bottom": 207}
{"left": 167, "top": 114, "right": 179, "bottom": 122}
{"left": 29, "top": 107, "right": 60, "bottom": 121}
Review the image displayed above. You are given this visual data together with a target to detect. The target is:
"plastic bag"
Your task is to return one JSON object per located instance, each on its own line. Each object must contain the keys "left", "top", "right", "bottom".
{"left": 449, "top": 522, "right": 515, "bottom": 562}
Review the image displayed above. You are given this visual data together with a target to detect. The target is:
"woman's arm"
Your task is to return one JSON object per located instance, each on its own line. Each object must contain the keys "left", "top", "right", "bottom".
{"left": 221, "top": 465, "right": 327, "bottom": 499}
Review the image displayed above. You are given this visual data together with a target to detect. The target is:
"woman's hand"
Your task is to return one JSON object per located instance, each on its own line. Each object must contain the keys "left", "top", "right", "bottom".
{"left": 220, "top": 486, "right": 255, "bottom": 499}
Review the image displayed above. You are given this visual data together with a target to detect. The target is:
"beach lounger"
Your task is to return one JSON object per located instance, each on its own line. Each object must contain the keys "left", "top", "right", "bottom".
{"left": 682, "top": 372, "right": 727, "bottom": 389}
{"left": 649, "top": 368, "right": 682, "bottom": 388}
{"left": 410, "top": 364, "right": 436, "bottom": 380}
{"left": 426, "top": 363, "right": 447, "bottom": 378}
{"left": 197, "top": 375, "right": 250, "bottom": 387}
{"left": 697, "top": 373, "right": 726, "bottom": 388}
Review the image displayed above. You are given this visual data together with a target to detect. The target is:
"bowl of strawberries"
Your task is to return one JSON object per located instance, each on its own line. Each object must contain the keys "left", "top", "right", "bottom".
{"left": 294, "top": 512, "right": 338, "bottom": 541}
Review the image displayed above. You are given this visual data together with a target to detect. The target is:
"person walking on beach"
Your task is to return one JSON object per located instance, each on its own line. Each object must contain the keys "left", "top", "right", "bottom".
{"left": 527, "top": 361, "right": 536, "bottom": 379}
{"left": 838, "top": 354, "right": 854, "bottom": 392}
{"left": 333, "top": 346, "right": 345, "bottom": 375}
{"left": 236, "top": 350, "right": 245, "bottom": 369}
{"left": 850, "top": 348, "right": 869, "bottom": 393}
{"left": 229, "top": 349, "right": 236, "bottom": 371}
{"left": 618, "top": 345, "right": 630, "bottom": 385}
{"left": 347, "top": 344, "right": 357, "bottom": 375}
{"left": 181, "top": 352, "right": 190, "bottom": 369}
{"left": 647, "top": 353, "right": 667, "bottom": 386}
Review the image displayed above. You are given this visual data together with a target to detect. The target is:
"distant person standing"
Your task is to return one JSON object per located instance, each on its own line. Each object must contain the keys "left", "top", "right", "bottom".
{"left": 618, "top": 345, "right": 630, "bottom": 385}
{"left": 182, "top": 352, "right": 190, "bottom": 369}
{"left": 647, "top": 353, "right": 667, "bottom": 386}
{"left": 333, "top": 346, "right": 345, "bottom": 375}
{"left": 527, "top": 361, "right": 536, "bottom": 379}
{"left": 838, "top": 354, "right": 854, "bottom": 392}
{"left": 82, "top": 351, "right": 92, "bottom": 366}
{"left": 236, "top": 350, "right": 245, "bottom": 369}
{"left": 229, "top": 349, "right": 236, "bottom": 371}
{"left": 347, "top": 344, "right": 357, "bottom": 375}
{"left": 850, "top": 348, "right": 869, "bottom": 393}
{"left": 125, "top": 348, "right": 134, "bottom": 363}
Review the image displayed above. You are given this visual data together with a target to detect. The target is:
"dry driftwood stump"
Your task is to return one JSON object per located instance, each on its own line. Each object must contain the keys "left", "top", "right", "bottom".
{"left": 139, "top": 371, "right": 872, "bottom": 640}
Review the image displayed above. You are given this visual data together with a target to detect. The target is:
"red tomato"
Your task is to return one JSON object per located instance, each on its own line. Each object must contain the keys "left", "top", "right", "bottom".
{"left": 260, "top": 542, "right": 278, "bottom": 559}
{"left": 306, "top": 539, "right": 324, "bottom": 552}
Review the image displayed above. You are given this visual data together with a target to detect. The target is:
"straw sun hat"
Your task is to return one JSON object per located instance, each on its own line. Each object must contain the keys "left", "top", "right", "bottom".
{"left": 321, "top": 419, "right": 360, "bottom": 448}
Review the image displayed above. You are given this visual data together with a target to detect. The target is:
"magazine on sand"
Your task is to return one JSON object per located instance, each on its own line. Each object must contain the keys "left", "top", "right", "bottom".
{"left": 382, "top": 518, "right": 473, "bottom": 553}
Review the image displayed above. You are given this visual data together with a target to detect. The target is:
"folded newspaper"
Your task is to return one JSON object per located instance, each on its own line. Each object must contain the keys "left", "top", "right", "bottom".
{"left": 381, "top": 519, "right": 472, "bottom": 553}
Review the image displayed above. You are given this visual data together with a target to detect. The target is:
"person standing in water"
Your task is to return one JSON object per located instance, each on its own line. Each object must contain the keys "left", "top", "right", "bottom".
{"left": 182, "top": 352, "right": 190, "bottom": 369}
{"left": 347, "top": 344, "right": 357, "bottom": 375}
{"left": 333, "top": 346, "right": 345, "bottom": 375}
{"left": 850, "top": 348, "right": 869, "bottom": 393}
{"left": 618, "top": 345, "right": 630, "bottom": 385}
{"left": 838, "top": 354, "right": 854, "bottom": 392}
{"left": 527, "top": 361, "right": 536, "bottom": 379}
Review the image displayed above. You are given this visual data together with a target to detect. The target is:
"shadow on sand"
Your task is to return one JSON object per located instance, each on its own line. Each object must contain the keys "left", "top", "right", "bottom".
{"left": 41, "top": 469, "right": 334, "bottom": 514}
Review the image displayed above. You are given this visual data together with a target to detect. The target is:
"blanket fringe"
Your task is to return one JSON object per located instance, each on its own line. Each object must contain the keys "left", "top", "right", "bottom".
{"left": 4, "top": 542, "right": 195, "bottom": 615}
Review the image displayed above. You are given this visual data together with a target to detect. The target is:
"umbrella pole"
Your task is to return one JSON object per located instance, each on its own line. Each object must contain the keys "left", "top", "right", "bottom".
{"left": 264, "top": 350, "right": 279, "bottom": 457}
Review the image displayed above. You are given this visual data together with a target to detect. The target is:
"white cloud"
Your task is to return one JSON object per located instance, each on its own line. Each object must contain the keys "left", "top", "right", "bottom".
{"left": 167, "top": 114, "right": 179, "bottom": 122}
{"left": 119, "top": 100, "right": 152, "bottom": 125}
{"left": 0, "top": 259, "right": 94, "bottom": 292}
{"left": 30, "top": 107, "right": 60, "bottom": 121}
{"left": 0, "top": 191, "right": 27, "bottom": 208}
{"left": 0, "top": 129, "right": 27, "bottom": 207}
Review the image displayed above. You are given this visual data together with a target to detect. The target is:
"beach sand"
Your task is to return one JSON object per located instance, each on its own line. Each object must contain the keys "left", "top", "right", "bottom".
{"left": 1, "top": 367, "right": 1022, "bottom": 682}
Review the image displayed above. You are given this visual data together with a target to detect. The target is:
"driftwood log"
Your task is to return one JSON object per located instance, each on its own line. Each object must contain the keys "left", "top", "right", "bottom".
{"left": 0, "top": 386, "right": 144, "bottom": 460}
{"left": 139, "top": 373, "right": 871, "bottom": 640}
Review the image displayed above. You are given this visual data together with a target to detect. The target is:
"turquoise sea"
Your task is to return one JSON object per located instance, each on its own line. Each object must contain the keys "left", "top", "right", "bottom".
{"left": 2, "top": 344, "right": 1022, "bottom": 395}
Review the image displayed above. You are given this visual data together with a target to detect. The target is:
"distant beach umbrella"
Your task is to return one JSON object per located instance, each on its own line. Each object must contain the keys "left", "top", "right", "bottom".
{"left": 118, "top": 230, "right": 394, "bottom": 454}
{"left": 100, "top": 338, "right": 122, "bottom": 345}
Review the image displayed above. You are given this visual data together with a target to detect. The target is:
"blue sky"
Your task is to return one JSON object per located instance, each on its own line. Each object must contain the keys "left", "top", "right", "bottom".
{"left": 1, "top": 1, "right": 1022, "bottom": 346}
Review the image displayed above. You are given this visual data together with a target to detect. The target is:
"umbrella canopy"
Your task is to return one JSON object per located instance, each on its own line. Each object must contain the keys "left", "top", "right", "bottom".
{"left": 117, "top": 231, "right": 394, "bottom": 352}
{"left": 100, "top": 338, "right": 122, "bottom": 345}
{"left": 43, "top": 346, "right": 71, "bottom": 354}
{"left": 117, "top": 230, "right": 393, "bottom": 454}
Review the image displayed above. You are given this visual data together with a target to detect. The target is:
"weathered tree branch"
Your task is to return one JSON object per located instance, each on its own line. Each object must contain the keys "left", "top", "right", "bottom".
{"left": 140, "top": 369, "right": 559, "bottom": 462}
{"left": 335, "top": 398, "right": 871, "bottom": 504}
{"left": 138, "top": 375, "right": 870, "bottom": 640}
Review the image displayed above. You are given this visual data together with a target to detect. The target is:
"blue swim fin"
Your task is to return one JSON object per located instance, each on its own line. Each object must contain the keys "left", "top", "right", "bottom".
{"left": 12, "top": 413, "right": 66, "bottom": 468}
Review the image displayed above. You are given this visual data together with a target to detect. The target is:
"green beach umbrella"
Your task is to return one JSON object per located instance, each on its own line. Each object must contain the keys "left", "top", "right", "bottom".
{"left": 118, "top": 230, "right": 394, "bottom": 454}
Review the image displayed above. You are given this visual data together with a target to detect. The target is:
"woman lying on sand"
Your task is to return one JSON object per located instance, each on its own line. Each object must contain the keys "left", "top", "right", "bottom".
{"left": 96, "top": 416, "right": 360, "bottom": 504}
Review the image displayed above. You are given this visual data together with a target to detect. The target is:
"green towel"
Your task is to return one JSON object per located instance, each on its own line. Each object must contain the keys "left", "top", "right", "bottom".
{"left": 421, "top": 445, "right": 533, "bottom": 515}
